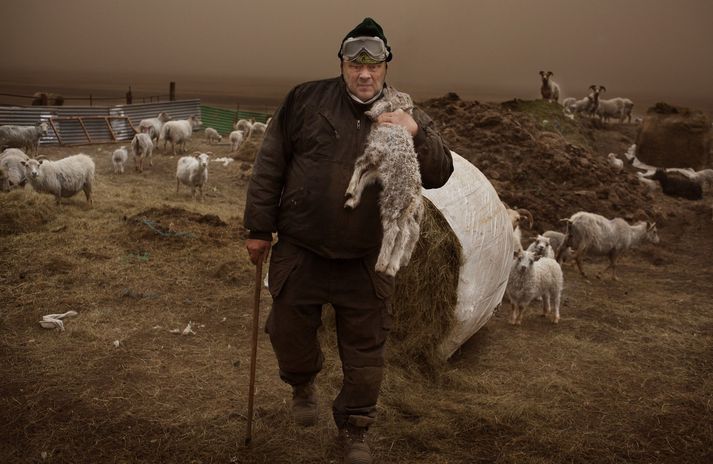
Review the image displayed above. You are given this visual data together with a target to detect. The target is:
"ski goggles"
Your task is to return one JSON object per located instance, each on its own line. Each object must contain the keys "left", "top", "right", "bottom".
{"left": 339, "top": 36, "right": 390, "bottom": 63}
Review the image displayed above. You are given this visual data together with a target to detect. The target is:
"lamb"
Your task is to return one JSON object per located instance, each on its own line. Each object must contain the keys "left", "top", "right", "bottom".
{"left": 539, "top": 71, "right": 560, "bottom": 103}
{"left": 607, "top": 153, "right": 624, "bottom": 172}
{"left": 249, "top": 121, "right": 267, "bottom": 138}
{"left": 234, "top": 119, "right": 253, "bottom": 138}
{"left": 160, "top": 115, "right": 202, "bottom": 155}
{"left": 0, "top": 148, "right": 30, "bottom": 191}
{"left": 559, "top": 211, "right": 659, "bottom": 280}
{"left": 0, "top": 122, "right": 49, "bottom": 155}
{"left": 176, "top": 152, "right": 211, "bottom": 201}
{"left": 112, "top": 146, "right": 128, "bottom": 174}
{"left": 525, "top": 234, "right": 555, "bottom": 259}
{"left": 542, "top": 230, "right": 574, "bottom": 263}
{"left": 505, "top": 250, "right": 564, "bottom": 324}
{"left": 229, "top": 130, "right": 245, "bottom": 152}
{"left": 131, "top": 133, "right": 154, "bottom": 173}
{"left": 648, "top": 168, "right": 703, "bottom": 200}
{"left": 21, "top": 154, "right": 95, "bottom": 206}
{"left": 343, "top": 87, "right": 423, "bottom": 277}
{"left": 138, "top": 112, "right": 171, "bottom": 147}
{"left": 204, "top": 127, "right": 222, "bottom": 144}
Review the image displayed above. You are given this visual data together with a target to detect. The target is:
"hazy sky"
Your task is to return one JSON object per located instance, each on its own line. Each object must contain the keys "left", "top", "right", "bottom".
{"left": 2, "top": 0, "right": 712, "bottom": 105}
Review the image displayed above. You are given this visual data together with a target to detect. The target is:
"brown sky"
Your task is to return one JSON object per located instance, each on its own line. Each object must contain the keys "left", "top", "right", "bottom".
{"left": 2, "top": 0, "right": 712, "bottom": 106}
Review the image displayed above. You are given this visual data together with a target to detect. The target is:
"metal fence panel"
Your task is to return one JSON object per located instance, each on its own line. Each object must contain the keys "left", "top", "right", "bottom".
{"left": 200, "top": 106, "right": 272, "bottom": 135}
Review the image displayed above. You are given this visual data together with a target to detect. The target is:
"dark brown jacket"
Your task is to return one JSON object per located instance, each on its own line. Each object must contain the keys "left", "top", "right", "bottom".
{"left": 244, "top": 77, "right": 453, "bottom": 258}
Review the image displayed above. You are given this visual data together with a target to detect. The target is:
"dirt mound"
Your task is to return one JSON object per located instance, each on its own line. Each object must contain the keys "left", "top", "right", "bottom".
{"left": 124, "top": 206, "right": 242, "bottom": 245}
{"left": 421, "top": 96, "right": 657, "bottom": 232}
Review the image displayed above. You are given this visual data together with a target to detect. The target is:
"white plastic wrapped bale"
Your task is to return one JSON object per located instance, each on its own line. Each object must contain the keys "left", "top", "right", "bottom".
{"left": 390, "top": 151, "right": 513, "bottom": 367}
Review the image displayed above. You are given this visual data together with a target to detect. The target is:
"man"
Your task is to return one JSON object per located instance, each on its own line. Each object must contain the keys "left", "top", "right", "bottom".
{"left": 243, "top": 17, "right": 453, "bottom": 464}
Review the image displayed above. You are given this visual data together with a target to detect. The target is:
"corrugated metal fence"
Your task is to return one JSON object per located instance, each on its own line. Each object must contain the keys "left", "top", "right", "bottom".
{"left": 0, "top": 100, "right": 202, "bottom": 146}
{"left": 200, "top": 106, "right": 271, "bottom": 135}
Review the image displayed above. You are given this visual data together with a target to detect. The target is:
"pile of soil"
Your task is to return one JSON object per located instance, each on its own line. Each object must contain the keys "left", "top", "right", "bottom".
{"left": 420, "top": 95, "right": 657, "bottom": 232}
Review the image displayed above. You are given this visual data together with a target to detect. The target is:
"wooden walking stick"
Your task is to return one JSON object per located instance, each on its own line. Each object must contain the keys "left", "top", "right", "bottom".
{"left": 245, "top": 252, "right": 264, "bottom": 446}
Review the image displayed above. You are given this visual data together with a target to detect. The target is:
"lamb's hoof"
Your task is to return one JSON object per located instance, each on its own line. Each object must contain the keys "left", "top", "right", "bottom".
{"left": 344, "top": 198, "right": 356, "bottom": 209}
{"left": 552, "top": 317, "right": 560, "bottom": 324}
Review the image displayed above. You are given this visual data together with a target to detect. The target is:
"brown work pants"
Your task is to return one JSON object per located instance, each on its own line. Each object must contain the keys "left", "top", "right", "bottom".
{"left": 265, "top": 239, "right": 394, "bottom": 429}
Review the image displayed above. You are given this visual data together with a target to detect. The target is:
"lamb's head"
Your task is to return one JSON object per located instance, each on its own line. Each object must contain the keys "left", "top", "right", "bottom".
{"left": 21, "top": 158, "right": 44, "bottom": 180}
{"left": 194, "top": 152, "right": 211, "bottom": 169}
{"left": 530, "top": 235, "right": 552, "bottom": 258}
{"left": 645, "top": 222, "right": 660, "bottom": 244}
{"left": 513, "top": 249, "right": 539, "bottom": 274}
{"left": 38, "top": 121, "right": 49, "bottom": 136}
{"left": 365, "top": 87, "right": 414, "bottom": 120}
{"left": 157, "top": 112, "right": 172, "bottom": 122}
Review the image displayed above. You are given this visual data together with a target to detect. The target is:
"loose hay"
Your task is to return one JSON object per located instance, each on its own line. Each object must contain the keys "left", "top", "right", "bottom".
{"left": 0, "top": 189, "right": 57, "bottom": 235}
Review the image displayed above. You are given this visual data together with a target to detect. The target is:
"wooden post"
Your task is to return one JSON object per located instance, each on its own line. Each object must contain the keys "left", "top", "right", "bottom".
{"left": 169, "top": 81, "right": 176, "bottom": 101}
{"left": 89, "top": 94, "right": 93, "bottom": 107}
{"left": 126, "top": 86, "right": 133, "bottom": 104}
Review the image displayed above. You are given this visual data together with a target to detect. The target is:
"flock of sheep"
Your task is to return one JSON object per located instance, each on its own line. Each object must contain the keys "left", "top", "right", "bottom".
{"left": 0, "top": 112, "right": 270, "bottom": 204}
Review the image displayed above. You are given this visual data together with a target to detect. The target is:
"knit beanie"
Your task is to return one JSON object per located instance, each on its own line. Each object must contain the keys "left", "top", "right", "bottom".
{"left": 338, "top": 17, "right": 392, "bottom": 62}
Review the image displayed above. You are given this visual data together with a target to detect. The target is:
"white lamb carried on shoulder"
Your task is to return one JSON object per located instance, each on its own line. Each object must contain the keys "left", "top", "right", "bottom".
{"left": 343, "top": 87, "right": 423, "bottom": 277}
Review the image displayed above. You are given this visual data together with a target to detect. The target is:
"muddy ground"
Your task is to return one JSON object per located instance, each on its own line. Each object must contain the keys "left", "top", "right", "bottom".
{"left": 1, "top": 98, "right": 712, "bottom": 464}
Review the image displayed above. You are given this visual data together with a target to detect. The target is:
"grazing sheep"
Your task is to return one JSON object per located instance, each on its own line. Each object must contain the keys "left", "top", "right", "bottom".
{"left": 343, "top": 87, "right": 423, "bottom": 277}
{"left": 21, "top": 154, "right": 95, "bottom": 206}
{"left": 229, "top": 130, "right": 245, "bottom": 152}
{"left": 0, "top": 122, "right": 49, "bottom": 155}
{"left": 526, "top": 234, "right": 555, "bottom": 259}
{"left": 204, "top": 127, "right": 222, "bottom": 144}
{"left": 234, "top": 119, "right": 253, "bottom": 138}
{"left": 161, "top": 115, "right": 202, "bottom": 155}
{"left": 112, "top": 146, "right": 128, "bottom": 174}
{"left": 539, "top": 71, "right": 560, "bottom": 103}
{"left": 506, "top": 250, "right": 564, "bottom": 324}
{"left": 607, "top": 153, "right": 624, "bottom": 172}
{"left": 176, "top": 152, "right": 211, "bottom": 201}
{"left": 0, "top": 148, "right": 30, "bottom": 191}
{"left": 138, "top": 112, "right": 171, "bottom": 147}
{"left": 649, "top": 168, "right": 703, "bottom": 200}
{"left": 131, "top": 133, "right": 154, "bottom": 173}
{"left": 560, "top": 211, "right": 660, "bottom": 280}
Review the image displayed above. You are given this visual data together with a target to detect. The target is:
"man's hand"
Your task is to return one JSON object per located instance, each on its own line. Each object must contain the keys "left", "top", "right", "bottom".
{"left": 376, "top": 109, "right": 418, "bottom": 137}
{"left": 246, "top": 239, "right": 271, "bottom": 265}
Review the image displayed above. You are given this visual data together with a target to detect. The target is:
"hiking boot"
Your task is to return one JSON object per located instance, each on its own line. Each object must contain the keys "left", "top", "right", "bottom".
{"left": 339, "top": 425, "right": 372, "bottom": 464}
{"left": 291, "top": 383, "right": 318, "bottom": 426}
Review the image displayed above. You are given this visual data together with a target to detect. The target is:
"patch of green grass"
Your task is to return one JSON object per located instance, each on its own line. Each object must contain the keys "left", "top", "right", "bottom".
{"left": 503, "top": 98, "right": 592, "bottom": 149}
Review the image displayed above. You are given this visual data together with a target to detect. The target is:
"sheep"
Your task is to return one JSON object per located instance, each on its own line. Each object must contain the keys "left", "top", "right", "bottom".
{"left": 559, "top": 211, "right": 659, "bottom": 280}
{"left": 542, "top": 230, "right": 575, "bottom": 263}
{"left": 204, "top": 127, "right": 222, "bottom": 144}
{"left": 636, "top": 172, "right": 659, "bottom": 193}
{"left": 504, "top": 204, "right": 534, "bottom": 251}
{"left": 607, "top": 153, "right": 624, "bottom": 172}
{"left": 0, "top": 122, "right": 49, "bottom": 155}
{"left": 229, "top": 130, "right": 245, "bottom": 152}
{"left": 176, "top": 152, "right": 211, "bottom": 201}
{"left": 343, "top": 87, "right": 423, "bottom": 277}
{"left": 648, "top": 168, "right": 703, "bottom": 200}
{"left": 21, "top": 154, "right": 95, "bottom": 206}
{"left": 618, "top": 98, "right": 634, "bottom": 123}
{"left": 562, "top": 87, "right": 597, "bottom": 116}
{"left": 161, "top": 115, "right": 202, "bottom": 155}
{"left": 249, "top": 121, "right": 267, "bottom": 138}
{"left": 505, "top": 250, "right": 564, "bottom": 324}
{"left": 234, "top": 119, "right": 253, "bottom": 138}
{"left": 526, "top": 234, "right": 555, "bottom": 259}
{"left": 0, "top": 148, "right": 30, "bottom": 191}
{"left": 665, "top": 168, "right": 713, "bottom": 192}
{"left": 591, "top": 87, "right": 633, "bottom": 123}
{"left": 138, "top": 112, "right": 171, "bottom": 147}
{"left": 112, "top": 146, "right": 128, "bottom": 174}
{"left": 539, "top": 71, "right": 560, "bottom": 103}
{"left": 131, "top": 133, "right": 154, "bottom": 173}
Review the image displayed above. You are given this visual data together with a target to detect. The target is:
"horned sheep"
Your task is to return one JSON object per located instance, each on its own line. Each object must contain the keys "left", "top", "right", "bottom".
{"left": 539, "top": 71, "right": 560, "bottom": 103}
{"left": 176, "top": 152, "right": 211, "bottom": 202}
{"left": 161, "top": 115, "right": 202, "bottom": 155}
{"left": 559, "top": 211, "right": 659, "bottom": 280}
{"left": 0, "top": 122, "right": 49, "bottom": 156}
{"left": 0, "top": 148, "right": 30, "bottom": 191}
{"left": 343, "top": 87, "right": 423, "bottom": 277}
{"left": 131, "top": 133, "right": 154, "bottom": 173}
{"left": 21, "top": 154, "right": 95, "bottom": 206}
{"left": 506, "top": 250, "right": 564, "bottom": 324}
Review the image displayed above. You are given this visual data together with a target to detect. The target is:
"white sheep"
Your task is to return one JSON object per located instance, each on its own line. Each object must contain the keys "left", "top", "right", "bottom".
{"left": 229, "top": 130, "right": 245, "bottom": 152}
{"left": 112, "top": 146, "right": 128, "bottom": 174}
{"left": 204, "top": 127, "right": 222, "bottom": 144}
{"left": 234, "top": 119, "right": 253, "bottom": 138}
{"left": 343, "top": 87, "right": 423, "bottom": 277}
{"left": 161, "top": 115, "right": 202, "bottom": 155}
{"left": 138, "top": 112, "right": 171, "bottom": 147}
{"left": 560, "top": 211, "right": 659, "bottom": 280}
{"left": 506, "top": 250, "right": 564, "bottom": 324}
{"left": 249, "top": 121, "right": 267, "bottom": 138}
{"left": 21, "top": 154, "right": 95, "bottom": 206}
{"left": 0, "top": 122, "right": 49, "bottom": 155}
{"left": 176, "top": 152, "right": 211, "bottom": 201}
{"left": 539, "top": 71, "right": 560, "bottom": 103}
{"left": 526, "top": 234, "right": 555, "bottom": 259}
{"left": 591, "top": 87, "right": 633, "bottom": 123}
{"left": 131, "top": 133, "right": 154, "bottom": 173}
{"left": 607, "top": 153, "right": 624, "bottom": 172}
{"left": 542, "top": 230, "right": 575, "bottom": 263}
{"left": 0, "top": 148, "right": 30, "bottom": 191}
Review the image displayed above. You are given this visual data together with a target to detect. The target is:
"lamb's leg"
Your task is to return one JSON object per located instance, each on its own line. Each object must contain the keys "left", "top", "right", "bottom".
{"left": 516, "top": 304, "right": 526, "bottom": 325}
{"left": 542, "top": 294, "right": 550, "bottom": 316}
{"left": 84, "top": 183, "right": 93, "bottom": 206}
{"left": 344, "top": 169, "right": 378, "bottom": 209}
{"left": 148, "top": 148, "right": 153, "bottom": 167}
{"left": 375, "top": 220, "right": 400, "bottom": 276}
{"left": 551, "top": 290, "right": 561, "bottom": 324}
{"left": 509, "top": 301, "right": 519, "bottom": 325}
{"left": 386, "top": 216, "right": 411, "bottom": 276}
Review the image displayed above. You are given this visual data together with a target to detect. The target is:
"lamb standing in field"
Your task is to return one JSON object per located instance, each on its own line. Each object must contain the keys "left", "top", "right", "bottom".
{"left": 112, "top": 146, "right": 128, "bottom": 174}
{"left": 0, "top": 122, "right": 49, "bottom": 156}
{"left": 560, "top": 211, "right": 659, "bottom": 280}
{"left": 506, "top": 249, "right": 564, "bottom": 324}
{"left": 161, "top": 115, "right": 202, "bottom": 155}
{"left": 204, "top": 127, "right": 222, "bottom": 144}
{"left": 131, "top": 133, "right": 154, "bottom": 173}
{"left": 21, "top": 154, "right": 95, "bottom": 206}
{"left": 0, "top": 148, "right": 30, "bottom": 191}
{"left": 138, "top": 112, "right": 171, "bottom": 147}
{"left": 343, "top": 87, "right": 423, "bottom": 277}
{"left": 176, "top": 152, "right": 211, "bottom": 201}
{"left": 229, "top": 130, "right": 245, "bottom": 152}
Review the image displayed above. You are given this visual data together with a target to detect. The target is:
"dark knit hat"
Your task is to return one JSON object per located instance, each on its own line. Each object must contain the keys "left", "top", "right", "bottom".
{"left": 338, "top": 17, "right": 392, "bottom": 62}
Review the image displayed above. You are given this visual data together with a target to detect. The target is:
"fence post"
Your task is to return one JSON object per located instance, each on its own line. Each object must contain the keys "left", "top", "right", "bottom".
{"left": 90, "top": 94, "right": 93, "bottom": 107}
{"left": 126, "top": 86, "right": 133, "bottom": 104}
{"left": 169, "top": 81, "right": 176, "bottom": 101}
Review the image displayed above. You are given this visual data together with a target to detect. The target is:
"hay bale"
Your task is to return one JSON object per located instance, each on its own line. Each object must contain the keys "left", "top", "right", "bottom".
{"left": 636, "top": 103, "right": 712, "bottom": 169}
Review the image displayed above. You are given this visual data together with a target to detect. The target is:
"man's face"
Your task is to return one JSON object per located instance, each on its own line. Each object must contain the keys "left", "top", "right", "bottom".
{"left": 341, "top": 60, "right": 387, "bottom": 101}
